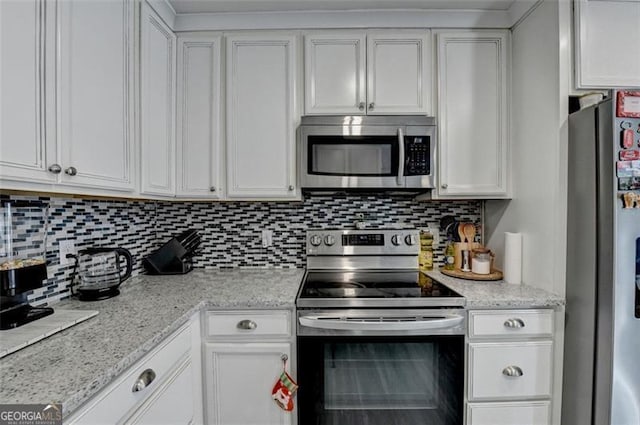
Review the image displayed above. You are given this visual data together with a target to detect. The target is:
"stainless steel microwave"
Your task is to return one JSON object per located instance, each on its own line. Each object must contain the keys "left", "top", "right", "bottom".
{"left": 298, "top": 115, "right": 436, "bottom": 190}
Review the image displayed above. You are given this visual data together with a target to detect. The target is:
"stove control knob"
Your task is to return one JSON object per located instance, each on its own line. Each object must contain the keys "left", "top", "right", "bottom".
{"left": 391, "top": 235, "right": 402, "bottom": 246}
{"left": 405, "top": 234, "right": 417, "bottom": 246}
{"left": 309, "top": 235, "right": 322, "bottom": 246}
{"left": 324, "top": 235, "right": 336, "bottom": 246}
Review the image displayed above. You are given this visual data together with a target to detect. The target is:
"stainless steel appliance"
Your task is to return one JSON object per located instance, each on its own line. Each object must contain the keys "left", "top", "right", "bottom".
{"left": 296, "top": 229, "right": 465, "bottom": 425}
{"left": 298, "top": 116, "right": 435, "bottom": 190}
{"left": 562, "top": 94, "right": 640, "bottom": 425}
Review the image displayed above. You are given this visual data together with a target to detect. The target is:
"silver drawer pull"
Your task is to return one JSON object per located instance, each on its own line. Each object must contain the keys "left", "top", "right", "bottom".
{"left": 237, "top": 319, "right": 257, "bottom": 330}
{"left": 504, "top": 318, "right": 525, "bottom": 328}
{"left": 132, "top": 369, "right": 156, "bottom": 392}
{"left": 502, "top": 366, "right": 524, "bottom": 377}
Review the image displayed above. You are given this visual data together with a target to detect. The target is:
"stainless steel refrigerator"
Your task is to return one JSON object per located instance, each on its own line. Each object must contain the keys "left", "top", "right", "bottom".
{"left": 562, "top": 94, "right": 640, "bottom": 425}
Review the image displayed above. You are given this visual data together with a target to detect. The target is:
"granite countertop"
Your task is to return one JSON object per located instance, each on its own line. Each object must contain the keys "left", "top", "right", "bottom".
{"left": 425, "top": 270, "right": 565, "bottom": 308}
{"left": 0, "top": 267, "right": 564, "bottom": 418}
{"left": 0, "top": 268, "right": 304, "bottom": 417}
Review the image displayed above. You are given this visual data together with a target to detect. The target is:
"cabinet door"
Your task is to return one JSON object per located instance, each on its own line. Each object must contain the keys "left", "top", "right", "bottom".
{"left": 304, "top": 32, "right": 366, "bottom": 115}
{"left": 0, "top": 0, "right": 57, "bottom": 184}
{"left": 575, "top": 1, "right": 640, "bottom": 88}
{"left": 205, "top": 342, "right": 293, "bottom": 425}
{"left": 226, "top": 34, "right": 299, "bottom": 199}
{"left": 140, "top": 1, "right": 176, "bottom": 196}
{"left": 57, "top": 0, "right": 135, "bottom": 191}
{"left": 436, "top": 31, "right": 509, "bottom": 198}
{"left": 176, "top": 34, "right": 223, "bottom": 199}
{"left": 366, "top": 31, "right": 431, "bottom": 115}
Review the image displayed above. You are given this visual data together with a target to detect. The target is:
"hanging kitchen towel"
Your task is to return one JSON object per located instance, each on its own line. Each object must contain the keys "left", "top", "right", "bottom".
{"left": 272, "top": 356, "right": 298, "bottom": 412}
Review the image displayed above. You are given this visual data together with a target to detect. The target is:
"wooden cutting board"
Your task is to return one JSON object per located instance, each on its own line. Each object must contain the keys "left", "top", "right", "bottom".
{"left": 440, "top": 267, "right": 503, "bottom": 281}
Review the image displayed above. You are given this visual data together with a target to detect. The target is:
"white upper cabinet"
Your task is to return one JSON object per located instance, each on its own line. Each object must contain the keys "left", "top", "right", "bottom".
{"left": 57, "top": 0, "right": 135, "bottom": 191}
{"left": 367, "top": 31, "right": 431, "bottom": 115}
{"left": 0, "top": 0, "right": 57, "bottom": 184}
{"left": 304, "top": 32, "right": 366, "bottom": 115}
{"left": 303, "top": 30, "right": 431, "bottom": 115}
{"left": 140, "top": 1, "right": 176, "bottom": 196}
{"left": 436, "top": 30, "right": 510, "bottom": 199}
{"left": 176, "top": 34, "right": 223, "bottom": 199}
{"left": 225, "top": 33, "right": 299, "bottom": 199}
{"left": 574, "top": 0, "right": 640, "bottom": 89}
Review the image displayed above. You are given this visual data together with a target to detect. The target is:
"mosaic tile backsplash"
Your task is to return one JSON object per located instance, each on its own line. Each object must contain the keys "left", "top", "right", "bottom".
{"left": 1, "top": 194, "right": 481, "bottom": 306}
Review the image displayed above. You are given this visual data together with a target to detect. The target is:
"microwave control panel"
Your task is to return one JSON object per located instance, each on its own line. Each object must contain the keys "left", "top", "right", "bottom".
{"left": 405, "top": 136, "right": 431, "bottom": 175}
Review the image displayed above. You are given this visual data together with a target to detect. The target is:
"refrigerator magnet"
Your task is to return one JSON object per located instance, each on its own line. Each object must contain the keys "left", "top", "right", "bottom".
{"left": 620, "top": 149, "right": 640, "bottom": 161}
{"left": 617, "top": 161, "right": 633, "bottom": 177}
{"left": 617, "top": 91, "right": 640, "bottom": 117}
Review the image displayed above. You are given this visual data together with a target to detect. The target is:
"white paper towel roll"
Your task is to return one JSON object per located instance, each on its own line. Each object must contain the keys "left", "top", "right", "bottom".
{"left": 503, "top": 232, "right": 522, "bottom": 284}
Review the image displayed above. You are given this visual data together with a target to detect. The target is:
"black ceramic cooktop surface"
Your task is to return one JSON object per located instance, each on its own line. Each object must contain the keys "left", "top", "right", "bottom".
{"left": 299, "top": 271, "right": 462, "bottom": 299}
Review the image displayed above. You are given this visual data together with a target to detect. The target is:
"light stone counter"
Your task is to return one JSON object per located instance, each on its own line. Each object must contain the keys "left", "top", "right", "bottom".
{"left": 0, "top": 268, "right": 304, "bottom": 417}
{"left": 425, "top": 270, "right": 565, "bottom": 308}
{"left": 0, "top": 267, "right": 563, "bottom": 418}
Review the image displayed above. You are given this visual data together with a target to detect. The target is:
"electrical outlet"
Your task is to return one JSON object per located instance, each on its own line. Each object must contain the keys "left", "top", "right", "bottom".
{"left": 59, "top": 240, "right": 75, "bottom": 265}
{"left": 261, "top": 230, "right": 273, "bottom": 248}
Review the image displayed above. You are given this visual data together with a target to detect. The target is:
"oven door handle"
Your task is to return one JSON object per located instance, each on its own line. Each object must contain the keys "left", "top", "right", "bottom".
{"left": 298, "top": 314, "right": 464, "bottom": 332}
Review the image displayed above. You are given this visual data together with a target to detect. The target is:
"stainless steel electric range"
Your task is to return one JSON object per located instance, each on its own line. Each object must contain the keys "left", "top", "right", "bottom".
{"left": 296, "top": 228, "right": 466, "bottom": 425}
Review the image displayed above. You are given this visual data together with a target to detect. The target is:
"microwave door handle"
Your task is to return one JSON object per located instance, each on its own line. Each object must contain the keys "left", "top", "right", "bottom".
{"left": 397, "top": 128, "right": 405, "bottom": 185}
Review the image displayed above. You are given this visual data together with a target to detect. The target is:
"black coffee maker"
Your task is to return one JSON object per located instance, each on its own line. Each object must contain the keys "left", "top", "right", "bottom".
{"left": 0, "top": 201, "right": 52, "bottom": 330}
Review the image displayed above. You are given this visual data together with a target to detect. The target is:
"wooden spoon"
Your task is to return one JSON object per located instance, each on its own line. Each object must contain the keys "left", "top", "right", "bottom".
{"left": 457, "top": 223, "right": 466, "bottom": 247}
{"left": 463, "top": 223, "right": 476, "bottom": 249}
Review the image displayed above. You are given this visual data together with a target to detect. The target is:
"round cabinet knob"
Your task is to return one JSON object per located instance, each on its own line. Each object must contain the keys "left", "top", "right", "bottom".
{"left": 209, "top": 186, "right": 216, "bottom": 192}
{"left": 368, "top": 102, "right": 375, "bottom": 110}
{"left": 391, "top": 235, "right": 402, "bottom": 246}
{"left": 288, "top": 185, "right": 294, "bottom": 191}
{"left": 441, "top": 183, "right": 448, "bottom": 189}
{"left": 358, "top": 102, "right": 365, "bottom": 111}
{"left": 64, "top": 166, "right": 77, "bottom": 176}
{"left": 48, "top": 164, "right": 62, "bottom": 174}
{"left": 405, "top": 235, "right": 417, "bottom": 245}
{"left": 324, "top": 235, "right": 336, "bottom": 246}
{"left": 309, "top": 235, "right": 322, "bottom": 246}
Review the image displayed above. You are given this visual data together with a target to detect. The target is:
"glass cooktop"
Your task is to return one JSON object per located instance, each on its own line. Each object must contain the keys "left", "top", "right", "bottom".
{"left": 297, "top": 270, "right": 465, "bottom": 308}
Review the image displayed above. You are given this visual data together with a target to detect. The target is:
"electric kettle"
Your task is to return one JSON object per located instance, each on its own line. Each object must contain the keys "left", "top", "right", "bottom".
{"left": 70, "top": 247, "right": 133, "bottom": 301}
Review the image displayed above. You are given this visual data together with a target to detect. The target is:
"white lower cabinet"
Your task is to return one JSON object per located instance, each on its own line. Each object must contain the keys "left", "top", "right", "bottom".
{"left": 204, "top": 343, "right": 293, "bottom": 425}
{"left": 203, "top": 310, "right": 295, "bottom": 425}
{"left": 65, "top": 315, "right": 202, "bottom": 425}
{"left": 466, "top": 309, "right": 554, "bottom": 425}
{"left": 467, "top": 401, "right": 551, "bottom": 425}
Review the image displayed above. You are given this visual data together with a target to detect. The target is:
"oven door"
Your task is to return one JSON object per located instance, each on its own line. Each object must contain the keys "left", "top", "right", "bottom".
{"left": 299, "top": 125, "right": 405, "bottom": 189}
{"left": 296, "top": 310, "right": 465, "bottom": 425}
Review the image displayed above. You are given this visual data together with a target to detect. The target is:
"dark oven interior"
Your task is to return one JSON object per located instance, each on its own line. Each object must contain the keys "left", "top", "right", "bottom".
{"left": 297, "top": 334, "right": 464, "bottom": 425}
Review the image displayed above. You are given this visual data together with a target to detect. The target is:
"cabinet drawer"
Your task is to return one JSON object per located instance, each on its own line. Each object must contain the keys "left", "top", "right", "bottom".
{"left": 467, "top": 401, "right": 551, "bottom": 425}
{"left": 67, "top": 323, "right": 192, "bottom": 425}
{"left": 206, "top": 310, "right": 291, "bottom": 338}
{"left": 469, "top": 309, "right": 553, "bottom": 339}
{"left": 468, "top": 341, "right": 553, "bottom": 401}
